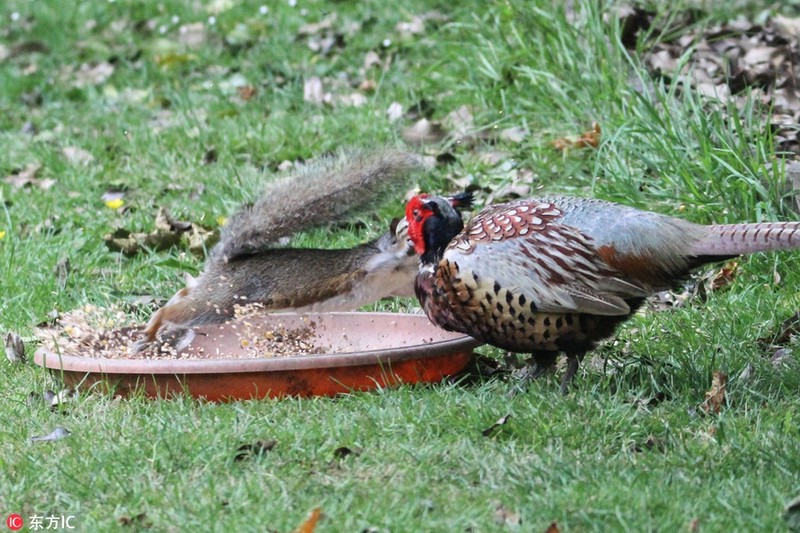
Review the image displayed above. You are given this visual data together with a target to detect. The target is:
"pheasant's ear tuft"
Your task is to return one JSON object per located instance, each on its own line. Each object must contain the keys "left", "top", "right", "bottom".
{"left": 449, "top": 191, "right": 474, "bottom": 211}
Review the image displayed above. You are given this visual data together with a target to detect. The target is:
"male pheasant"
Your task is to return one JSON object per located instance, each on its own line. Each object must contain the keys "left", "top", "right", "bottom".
{"left": 405, "top": 194, "right": 800, "bottom": 393}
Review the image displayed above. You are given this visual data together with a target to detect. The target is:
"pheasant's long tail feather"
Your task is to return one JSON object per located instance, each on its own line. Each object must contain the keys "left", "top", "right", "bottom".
{"left": 690, "top": 222, "right": 800, "bottom": 257}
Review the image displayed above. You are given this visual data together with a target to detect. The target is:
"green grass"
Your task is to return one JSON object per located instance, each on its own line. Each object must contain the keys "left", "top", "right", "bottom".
{"left": 2, "top": 0, "right": 800, "bottom": 531}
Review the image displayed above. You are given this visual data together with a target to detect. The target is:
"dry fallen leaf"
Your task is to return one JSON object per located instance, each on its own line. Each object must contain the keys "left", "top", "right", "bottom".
{"left": 445, "top": 105, "right": 474, "bottom": 137}
{"left": 337, "top": 92, "right": 367, "bottom": 107}
{"left": 396, "top": 16, "right": 426, "bottom": 36}
{"left": 3, "top": 162, "right": 54, "bottom": 190}
{"left": 31, "top": 426, "right": 71, "bottom": 442}
{"left": 293, "top": 508, "right": 322, "bottom": 533}
{"left": 303, "top": 76, "right": 325, "bottom": 105}
{"left": 5, "top": 332, "right": 25, "bottom": 363}
{"left": 63, "top": 146, "right": 95, "bottom": 165}
{"left": 771, "top": 347, "right": 794, "bottom": 368}
{"left": 156, "top": 208, "right": 192, "bottom": 233}
{"left": 358, "top": 79, "right": 376, "bottom": 93}
{"left": 48, "top": 388, "right": 79, "bottom": 411}
{"left": 552, "top": 122, "right": 601, "bottom": 151}
{"left": 499, "top": 126, "right": 528, "bottom": 144}
{"left": 759, "top": 311, "right": 800, "bottom": 350}
{"left": 708, "top": 261, "right": 738, "bottom": 292}
{"left": 101, "top": 189, "right": 126, "bottom": 203}
{"left": 237, "top": 85, "right": 257, "bottom": 101}
{"left": 783, "top": 494, "right": 800, "bottom": 532}
{"left": 629, "top": 434, "right": 667, "bottom": 453}
{"left": 298, "top": 14, "right": 337, "bottom": 36}
{"left": 386, "top": 102, "right": 404, "bottom": 122}
{"left": 363, "top": 50, "right": 381, "bottom": 69}
{"left": 395, "top": 11, "right": 448, "bottom": 36}
{"left": 479, "top": 150, "right": 511, "bottom": 166}
{"left": 73, "top": 62, "right": 114, "bottom": 87}
{"left": 493, "top": 502, "right": 521, "bottom": 527}
{"left": 105, "top": 208, "right": 197, "bottom": 256}
{"left": 486, "top": 183, "right": 532, "bottom": 205}
{"left": 185, "top": 225, "right": 219, "bottom": 256}
{"left": 178, "top": 22, "right": 207, "bottom": 49}
{"left": 332, "top": 446, "right": 362, "bottom": 460}
{"left": 700, "top": 371, "right": 727, "bottom": 414}
{"left": 402, "top": 118, "right": 448, "bottom": 144}
{"left": 234, "top": 439, "right": 277, "bottom": 461}
{"left": 638, "top": 16, "right": 800, "bottom": 156}
{"left": 482, "top": 413, "right": 512, "bottom": 436}
{"left": 118, "top": 512, "right": 153, "bottom": 528}
{"left": 544, "top": 521, "right": 561, "bottom": 533}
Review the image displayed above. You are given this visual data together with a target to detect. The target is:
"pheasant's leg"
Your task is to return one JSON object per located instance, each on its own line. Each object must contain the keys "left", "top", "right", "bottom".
{"left": 560, "top": 352, "right": 586, "bottom": 395}
{"left": 508, "top": 353, "right": 557, "bottom": 398}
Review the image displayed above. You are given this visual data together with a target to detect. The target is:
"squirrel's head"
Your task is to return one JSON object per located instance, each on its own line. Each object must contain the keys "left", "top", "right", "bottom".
{"left": 405, "top": 192, "right": 473, "bottom": 264}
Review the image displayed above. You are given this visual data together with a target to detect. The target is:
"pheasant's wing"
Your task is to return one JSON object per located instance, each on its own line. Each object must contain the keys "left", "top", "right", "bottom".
{"left": 446, "top": 200, "right": 648, "bottom": 316}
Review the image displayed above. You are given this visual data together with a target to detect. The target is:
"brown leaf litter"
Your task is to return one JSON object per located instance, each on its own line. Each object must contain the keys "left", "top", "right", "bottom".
{"left": 3, "top": 163, "right": 55, "bottom": 190}
{"left": 104, "top": 207, "right": 218, "bottom": 257}
{"left": 552, "top": 123, "right": 601, "bottom": 151}
{"left": 700, "top": 371, "right": 727, "bottom": 414}
{"left": 627, "top": 10, "right": 800, "bottom": 157}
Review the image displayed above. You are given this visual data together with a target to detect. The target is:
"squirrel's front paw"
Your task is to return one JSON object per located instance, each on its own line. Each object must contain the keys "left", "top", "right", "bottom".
{"left": 130, "top": 336, "right": 151, "bottom": 354}
{"left": 129, "top": 328, "right": 196, "bottom": 355}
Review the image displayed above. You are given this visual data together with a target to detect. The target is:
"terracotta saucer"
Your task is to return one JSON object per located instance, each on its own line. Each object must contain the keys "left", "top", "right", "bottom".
{"left": 34, "top": 312, "right": 482, "bottom": 401}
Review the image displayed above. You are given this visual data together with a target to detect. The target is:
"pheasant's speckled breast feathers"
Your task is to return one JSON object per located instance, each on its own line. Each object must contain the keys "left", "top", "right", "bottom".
{"left": 406, "top": 192, "right": 800, "bottom": 388}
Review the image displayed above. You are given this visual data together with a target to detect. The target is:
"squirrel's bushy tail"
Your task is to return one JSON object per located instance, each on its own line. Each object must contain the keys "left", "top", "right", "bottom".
{"left": 218, "top": 149, "right": 423, "bottom": 260}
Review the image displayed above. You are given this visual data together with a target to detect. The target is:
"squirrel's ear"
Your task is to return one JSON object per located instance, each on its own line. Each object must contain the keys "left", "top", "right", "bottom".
{"left": 389, "top": 217, "right": 401, "bottom": 235}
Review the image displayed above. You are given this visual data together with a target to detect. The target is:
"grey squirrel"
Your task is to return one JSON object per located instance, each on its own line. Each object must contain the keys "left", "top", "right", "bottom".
{"left": 135, "top": 148, "right": 423, "bottom": 349}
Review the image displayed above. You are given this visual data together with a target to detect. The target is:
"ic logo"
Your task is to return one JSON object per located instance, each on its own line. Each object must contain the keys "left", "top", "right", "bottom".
{"left": 6, "top": 514, "right": 23, "bottom": 531}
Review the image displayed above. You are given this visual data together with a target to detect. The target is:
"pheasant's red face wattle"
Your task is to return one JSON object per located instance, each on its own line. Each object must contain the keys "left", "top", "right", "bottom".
{"left": 405, "top": 194, "right": 433, "bottom": 255}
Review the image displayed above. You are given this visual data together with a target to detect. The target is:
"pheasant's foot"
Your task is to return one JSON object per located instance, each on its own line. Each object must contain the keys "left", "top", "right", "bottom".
{"left": 560, "top": 353, "right": 586, "bottom": 395}
{"left": 508, "top": 357, "right": 556, "bottom": 398}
